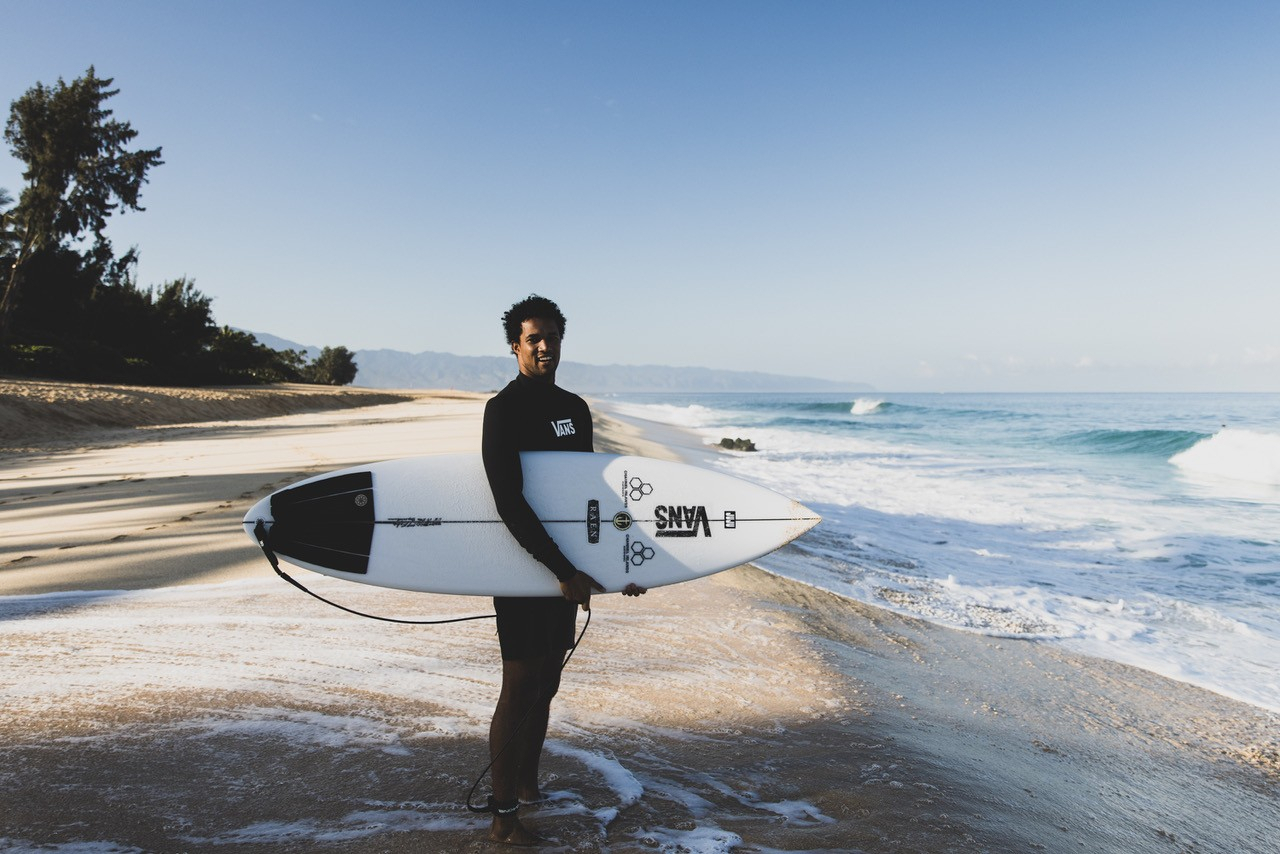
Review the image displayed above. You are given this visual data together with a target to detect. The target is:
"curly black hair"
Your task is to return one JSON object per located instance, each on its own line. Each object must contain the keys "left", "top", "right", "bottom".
{"left": 501, "top": 294, "right": 567, "bottom": 345}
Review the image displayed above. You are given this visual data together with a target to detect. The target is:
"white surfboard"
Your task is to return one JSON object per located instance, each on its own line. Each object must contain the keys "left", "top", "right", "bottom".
{"left": 243, "top": 453, "right": 819, "bottom": 597}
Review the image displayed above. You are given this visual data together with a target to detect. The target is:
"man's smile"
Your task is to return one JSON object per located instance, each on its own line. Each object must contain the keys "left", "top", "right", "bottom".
{"left": 514, "top": 317, "right": 563, "bottom": 381}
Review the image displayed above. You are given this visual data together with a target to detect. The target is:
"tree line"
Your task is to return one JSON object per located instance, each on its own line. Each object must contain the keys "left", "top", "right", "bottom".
{"left": 0, "top": 67, "right": 356, "bottom": 386}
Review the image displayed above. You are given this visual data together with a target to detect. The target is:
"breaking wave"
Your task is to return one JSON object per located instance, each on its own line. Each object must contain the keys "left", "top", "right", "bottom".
{"left": 850, "top": 398, "right": 886, "bottom": 416}
{"left": 1171, "top": 429, "right": 1280, "bottom": 485}
{"left": 1058, "top": 428, "right": 1208, "bottom": 458}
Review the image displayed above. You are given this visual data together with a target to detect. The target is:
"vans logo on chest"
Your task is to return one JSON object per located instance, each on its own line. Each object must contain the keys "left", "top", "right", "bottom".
{"left": 551, "top": 418, "right": 576, "bottom": 437}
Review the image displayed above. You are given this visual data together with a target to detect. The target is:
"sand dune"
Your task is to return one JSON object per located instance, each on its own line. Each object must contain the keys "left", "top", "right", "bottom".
{"left": 0, "top": 379, "right": 427, "bottom": 452}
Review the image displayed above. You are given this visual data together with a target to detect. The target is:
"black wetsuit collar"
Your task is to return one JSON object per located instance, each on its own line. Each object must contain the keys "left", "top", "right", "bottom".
{"left": 514, "top": 372, "right": 558, "bottom": 392}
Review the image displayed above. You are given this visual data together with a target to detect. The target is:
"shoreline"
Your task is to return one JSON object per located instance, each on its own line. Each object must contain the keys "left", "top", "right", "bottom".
{"left": 1, "top": 383, "right": 1278, "bottom": 852}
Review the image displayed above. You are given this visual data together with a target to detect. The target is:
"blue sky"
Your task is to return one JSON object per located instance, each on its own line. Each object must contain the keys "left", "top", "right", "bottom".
{"left": 2, "top": 1, "right": 1277, "bottom": 391}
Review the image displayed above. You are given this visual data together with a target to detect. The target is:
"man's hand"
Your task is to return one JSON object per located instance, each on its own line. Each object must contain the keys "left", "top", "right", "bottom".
{"left": 560, "top": 570, "right": 606, "bottom": 610}
{"left": 621, "top": 583, "right": 647, "bottom": 597}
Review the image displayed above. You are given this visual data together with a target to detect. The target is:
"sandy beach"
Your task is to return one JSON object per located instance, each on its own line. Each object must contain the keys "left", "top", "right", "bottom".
{"left": 1, "top": 382, "right": 1277, "bottom": 853}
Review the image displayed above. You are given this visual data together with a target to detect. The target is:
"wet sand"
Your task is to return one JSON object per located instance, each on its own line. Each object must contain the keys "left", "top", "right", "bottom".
{"left": 1, "top": 382, "right": 1277, "bottom": 852}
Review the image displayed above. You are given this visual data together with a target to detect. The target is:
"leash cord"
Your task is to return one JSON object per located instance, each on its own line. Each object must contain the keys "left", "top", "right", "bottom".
{"left": 253, "top": 520, "right": 496, "bottom": 625}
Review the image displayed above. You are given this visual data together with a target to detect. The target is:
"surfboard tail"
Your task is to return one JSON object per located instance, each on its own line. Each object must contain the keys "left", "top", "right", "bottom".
{"left": 268, "top": 471, "right": 376, "bottom": 574}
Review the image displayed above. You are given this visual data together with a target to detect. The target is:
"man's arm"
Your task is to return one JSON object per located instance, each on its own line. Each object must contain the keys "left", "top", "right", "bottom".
{"left": 482, "top": 395, "right": 583, "bottom": 584}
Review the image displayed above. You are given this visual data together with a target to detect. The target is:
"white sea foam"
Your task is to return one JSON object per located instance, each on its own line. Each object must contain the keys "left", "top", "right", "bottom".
{"left": 609, "top": 402, "right": 720, "bottom": 429}
{"left": 850, "top": 398, "right": 885, "bottom": 415}
{"left": 0, "top": 843, "right": 146, "bottom": 854}
{"left": 176, "top": 708, "right": 415, "bottom": 755}
{"left": 1171, "top": 428, "right": 1280, "bottom": 486}
{"left": 627, "top": 393, "right": 1280, "bottom": 714}
{"left": 630, "top": 825, "right": 744, "bottom": 853}
{"left": 739, "top": 444, "right": 1280, "bottom": 710}
{"left": 186, "top": 810, "right": 479, "bottom": 846}
{"left": 0, "top": 575, "right": 841, "bottom": 849}
{"left": 545, "top": 741, "right": 644, "bottom": 825}
{"left": 0, "top": 579, "right": 501, "bottom": 724}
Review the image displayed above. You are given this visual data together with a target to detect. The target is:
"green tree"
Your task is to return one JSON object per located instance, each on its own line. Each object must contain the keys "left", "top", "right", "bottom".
{"left": 307, "top": 346, "right": 358, "bottom": 385}
{"left": 151, "top": 278, "right": 216, "bottom": 354}
{"left": 1, "top": 67, "right": 163, "bottom": 340}
{"left": 206, "top": 327, "right": 308, "bottom": 384}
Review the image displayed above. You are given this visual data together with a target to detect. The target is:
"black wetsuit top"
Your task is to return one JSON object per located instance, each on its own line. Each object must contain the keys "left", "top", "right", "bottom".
{"left": 481, "top": 373, "right": 594, "bottom": 583}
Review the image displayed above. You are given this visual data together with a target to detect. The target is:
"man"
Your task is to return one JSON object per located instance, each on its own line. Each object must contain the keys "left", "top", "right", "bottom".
{"left": 480, "top": 294, "right": 644, "bottom": 846}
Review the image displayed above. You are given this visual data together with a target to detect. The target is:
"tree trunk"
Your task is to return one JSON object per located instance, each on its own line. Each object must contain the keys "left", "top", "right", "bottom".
{"left": 0, "top": 229, "right": 39, "bottom": 343}
{"left": 0, "top": 259, "right": 21, "bottom": 342}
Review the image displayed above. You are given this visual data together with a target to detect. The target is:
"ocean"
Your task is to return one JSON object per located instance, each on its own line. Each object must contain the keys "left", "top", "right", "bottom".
{"left": 605, "top": 392, "right": 1280, "bottom": 714}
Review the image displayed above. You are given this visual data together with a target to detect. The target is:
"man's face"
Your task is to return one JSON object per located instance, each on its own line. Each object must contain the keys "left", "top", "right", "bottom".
{"left": 513, "top": 317, "right": 562, "bottom": 381}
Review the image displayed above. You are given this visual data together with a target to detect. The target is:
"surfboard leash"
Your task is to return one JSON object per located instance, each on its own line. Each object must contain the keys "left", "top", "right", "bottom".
{"left": 252, "top": 520, "right": 497, "bottom": 625}
{"left": 251, "top": 520, "right": 596, "bottom": 816}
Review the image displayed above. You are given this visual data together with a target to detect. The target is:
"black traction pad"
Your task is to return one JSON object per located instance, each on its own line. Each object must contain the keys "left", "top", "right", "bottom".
{"left": 269, "top": 471, "right": 375, "bottom": 574}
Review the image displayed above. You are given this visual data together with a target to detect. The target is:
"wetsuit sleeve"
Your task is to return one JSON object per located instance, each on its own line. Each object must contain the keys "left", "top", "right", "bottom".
{"left": 482, "top": 395, "right": 579, "bottom": 583}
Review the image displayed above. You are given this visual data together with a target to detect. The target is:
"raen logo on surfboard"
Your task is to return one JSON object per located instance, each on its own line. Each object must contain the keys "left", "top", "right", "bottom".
{"left": 551, "top": 418, "right": 576, "bottom": 437}
{"left": 654, "top": 505, "right": 712, "bottom": 538}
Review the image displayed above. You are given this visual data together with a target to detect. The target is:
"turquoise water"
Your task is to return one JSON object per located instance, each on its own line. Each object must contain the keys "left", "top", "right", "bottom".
{"left": 607, "top": 393, "right": 1280, "bottom": 712}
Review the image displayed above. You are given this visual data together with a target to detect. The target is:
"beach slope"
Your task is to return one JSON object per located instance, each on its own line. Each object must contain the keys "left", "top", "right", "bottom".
{"left": 1, "top": 383, "right": 1276, "bottom": 853}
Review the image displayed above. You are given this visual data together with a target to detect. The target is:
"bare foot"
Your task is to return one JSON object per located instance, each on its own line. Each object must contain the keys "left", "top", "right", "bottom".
{"left": 489, "top": 813, "right": 541, "bottom": 846}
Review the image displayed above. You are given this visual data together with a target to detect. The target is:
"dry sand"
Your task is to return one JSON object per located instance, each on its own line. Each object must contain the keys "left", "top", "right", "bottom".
{"left": 1, "top": 381, "right": 1277, "bottom": 853}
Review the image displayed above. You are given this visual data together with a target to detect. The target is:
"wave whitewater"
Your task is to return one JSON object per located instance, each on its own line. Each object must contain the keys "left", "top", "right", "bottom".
{"left": 1172, "top": 428, "right": 1280, "bottom": 486}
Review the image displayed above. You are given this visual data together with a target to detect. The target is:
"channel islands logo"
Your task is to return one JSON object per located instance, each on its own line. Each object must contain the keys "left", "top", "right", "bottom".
{"left": 627, "top": 537, "right": 655, "bottom": 568}
{"left": 628, "top": 476, "right": 653, "bottom": 502}
{"left": 621, "top": 471, "right": 653, "bottom": 506}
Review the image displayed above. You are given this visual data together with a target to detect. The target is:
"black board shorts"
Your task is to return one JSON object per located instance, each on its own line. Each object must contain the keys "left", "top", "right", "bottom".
{"left": 493, "top": 596, "right": 577, "bottom": 661}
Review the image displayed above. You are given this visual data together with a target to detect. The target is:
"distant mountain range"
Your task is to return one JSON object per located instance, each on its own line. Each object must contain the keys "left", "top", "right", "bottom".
{"left": 249, "top": 332, "right": 872, "bottom": 394}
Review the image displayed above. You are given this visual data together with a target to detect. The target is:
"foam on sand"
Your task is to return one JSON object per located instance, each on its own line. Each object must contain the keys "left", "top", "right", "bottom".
{"left": 0, "top": 572, "right": 851, "bottom": 851}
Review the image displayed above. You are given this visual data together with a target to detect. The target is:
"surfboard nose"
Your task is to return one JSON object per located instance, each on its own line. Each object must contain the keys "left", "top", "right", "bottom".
{"left": 788, "top": 500, "right": 822, "bottom": 541}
